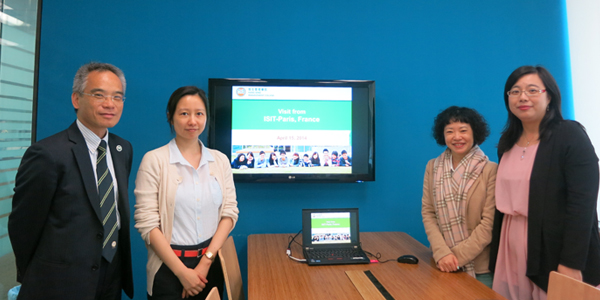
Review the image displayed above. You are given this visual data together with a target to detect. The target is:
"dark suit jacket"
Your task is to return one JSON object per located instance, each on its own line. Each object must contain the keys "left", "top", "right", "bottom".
{"left": 8, "top": 122, "right": 134, "bottom": 299}
{"left": 489, "top": 120, "right": 600, "bottom": 291}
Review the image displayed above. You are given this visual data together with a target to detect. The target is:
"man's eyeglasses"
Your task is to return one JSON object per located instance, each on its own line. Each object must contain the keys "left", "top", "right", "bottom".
{"left": 507, "top": 89, "right": 546, "bottom": 98}
{"left": 81, "top": 92, "right": 125, "bottom": 103}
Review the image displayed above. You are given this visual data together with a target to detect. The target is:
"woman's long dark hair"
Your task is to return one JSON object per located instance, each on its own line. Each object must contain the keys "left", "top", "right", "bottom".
{"left": 269, "top": 153, "right": 277, "bottom": 165}
{"left": 310, "top": 152, "right": 320, "bottom": 165}
{"left": 498, "top": 66, "right": 564, "bottom": 154}
{"left": 232, "top": 153, "right": 246, "bottom": 168}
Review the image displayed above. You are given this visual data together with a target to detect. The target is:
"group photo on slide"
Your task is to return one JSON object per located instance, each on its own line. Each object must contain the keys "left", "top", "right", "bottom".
{"left": 230, "top": 146, "right": 352, "bottom": 173}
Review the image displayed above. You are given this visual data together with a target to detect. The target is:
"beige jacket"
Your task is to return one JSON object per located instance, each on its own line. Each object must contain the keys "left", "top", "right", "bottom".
{"left": 421, "top": 158, "right": 497, "bottom": 274}
{"left": 134, "top": 144, "right": 239, "bottom": 294}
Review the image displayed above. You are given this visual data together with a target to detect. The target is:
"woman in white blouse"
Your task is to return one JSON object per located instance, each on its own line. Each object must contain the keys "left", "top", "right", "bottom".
{"left": 134, "top": 86, "right": 239, "bottom": 299}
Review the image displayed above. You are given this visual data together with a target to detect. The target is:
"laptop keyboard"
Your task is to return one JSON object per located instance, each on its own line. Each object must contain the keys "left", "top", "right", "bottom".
{"left": 310, "top": 248, "right": 366, "bottom": 259}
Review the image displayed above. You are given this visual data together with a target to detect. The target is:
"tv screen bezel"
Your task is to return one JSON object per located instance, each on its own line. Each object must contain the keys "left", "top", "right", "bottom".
{"left": 208, "top": 78, "right": 375, "bottom": 183}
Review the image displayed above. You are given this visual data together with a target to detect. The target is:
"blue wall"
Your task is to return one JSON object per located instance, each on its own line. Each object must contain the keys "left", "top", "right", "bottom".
{"left": 37, "top": 1, "right": 572, "bottom": 298}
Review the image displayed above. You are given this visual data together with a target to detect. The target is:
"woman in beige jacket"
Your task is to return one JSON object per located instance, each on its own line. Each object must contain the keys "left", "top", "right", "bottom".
{"left": 421, "top": 106, "right": 496, "bottom": 288}
{"left": 134, "top": 86, "right": 239, "bottom": 299}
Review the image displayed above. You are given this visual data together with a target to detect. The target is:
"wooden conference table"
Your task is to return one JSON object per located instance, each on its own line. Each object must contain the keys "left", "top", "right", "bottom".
{"left": 248, "top": 232, "right": 506, "bottom": 300}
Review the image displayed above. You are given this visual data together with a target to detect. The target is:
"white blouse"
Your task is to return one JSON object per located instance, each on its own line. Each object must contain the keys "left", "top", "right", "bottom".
{"left": 168, "top": 139, "right": 222, "bottom": 245}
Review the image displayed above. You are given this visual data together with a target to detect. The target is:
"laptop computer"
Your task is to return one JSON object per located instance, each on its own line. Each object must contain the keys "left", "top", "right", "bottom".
{"left": 302, "top": 208, "right": 370, "bottom": 266}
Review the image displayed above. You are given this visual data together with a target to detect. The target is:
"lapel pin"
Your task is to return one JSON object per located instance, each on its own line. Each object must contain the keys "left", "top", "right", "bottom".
{"left": 116, "top": 145, "right": 122, "bottom": 152}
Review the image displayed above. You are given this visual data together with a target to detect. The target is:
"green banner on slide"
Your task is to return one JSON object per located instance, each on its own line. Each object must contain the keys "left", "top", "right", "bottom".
{"left": 232, "top": 99, "right": 351, "bottom": 130}
{"left": 311, "top": 218, "right": 351, "bottom": 228}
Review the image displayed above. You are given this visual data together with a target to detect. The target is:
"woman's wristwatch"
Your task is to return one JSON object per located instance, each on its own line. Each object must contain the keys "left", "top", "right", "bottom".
{"left": 204, "top": 251, "right": 215, "bottom": 261}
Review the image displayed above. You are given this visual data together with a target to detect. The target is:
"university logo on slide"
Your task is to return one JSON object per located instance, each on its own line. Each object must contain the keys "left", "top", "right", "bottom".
{"left": 236, "top": 87, "right": 246, "bottom": 96}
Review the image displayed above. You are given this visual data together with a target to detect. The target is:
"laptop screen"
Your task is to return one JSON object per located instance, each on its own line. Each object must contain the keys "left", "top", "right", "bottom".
{"left": 310, "top": 211, "right": 352, "bottom": 245}
{"left": 302, "top": 208, "right": 361, "bottom": 248}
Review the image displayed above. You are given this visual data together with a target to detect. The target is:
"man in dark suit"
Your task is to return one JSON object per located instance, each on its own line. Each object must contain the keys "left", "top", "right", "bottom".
{"left": 8, "top": 62, "right": 134, "bottom": 300}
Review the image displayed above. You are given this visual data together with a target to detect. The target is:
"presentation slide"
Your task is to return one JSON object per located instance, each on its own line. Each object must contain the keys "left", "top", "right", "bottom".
{"left": 230, "top": 86, "right": 353, "bottom": 174}
{"left": 310, "top": 212, "right": 351, "bottom": 244}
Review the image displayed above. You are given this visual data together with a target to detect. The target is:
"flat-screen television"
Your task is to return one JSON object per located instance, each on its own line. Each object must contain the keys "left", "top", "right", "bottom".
{"left": 208, "top": 78, "right": 375, "bottom": 183}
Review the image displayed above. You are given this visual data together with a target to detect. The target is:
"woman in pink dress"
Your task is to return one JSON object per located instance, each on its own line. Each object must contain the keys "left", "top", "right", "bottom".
{"left": 489, "top": 65, "right": 600, "bottom": 300}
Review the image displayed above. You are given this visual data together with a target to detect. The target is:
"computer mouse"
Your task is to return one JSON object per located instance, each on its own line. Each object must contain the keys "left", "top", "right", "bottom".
{"left": 397, "top": 255, "right": 419, "bottom": 264}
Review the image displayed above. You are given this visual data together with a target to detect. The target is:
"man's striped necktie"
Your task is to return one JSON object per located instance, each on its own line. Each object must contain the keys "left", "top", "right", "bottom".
{"left": 97, "top": 140, "right": 118, "bottom": 262}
